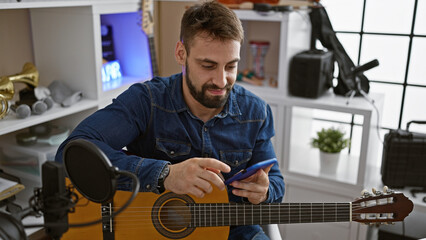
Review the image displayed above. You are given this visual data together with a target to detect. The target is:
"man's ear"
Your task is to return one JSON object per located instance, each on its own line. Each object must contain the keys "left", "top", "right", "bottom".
{"left": 175, "top": 41, "right": 186, "bottom": 65}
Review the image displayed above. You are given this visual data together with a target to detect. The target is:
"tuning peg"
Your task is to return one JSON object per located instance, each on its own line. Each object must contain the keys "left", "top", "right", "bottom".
{"left": 372, "top": 188, "right": 382, "bottom": 196}
{"left": 383, "top": 186, "right": 394, "bottom": 194}
{"left": 361, "top": 189, "right": 372, "bottom": 198}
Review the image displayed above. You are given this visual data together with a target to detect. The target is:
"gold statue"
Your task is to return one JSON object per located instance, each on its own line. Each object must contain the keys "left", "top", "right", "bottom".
{"left": 0, "top": 63, "right": 39, "bottom": 119}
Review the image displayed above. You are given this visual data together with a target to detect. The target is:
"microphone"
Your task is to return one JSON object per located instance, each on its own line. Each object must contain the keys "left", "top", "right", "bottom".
{"left": 40, "top": 161, "right": 69, "bottom": 240}
{"left": 351, "top": 59, "right": 379, "bottom": 76}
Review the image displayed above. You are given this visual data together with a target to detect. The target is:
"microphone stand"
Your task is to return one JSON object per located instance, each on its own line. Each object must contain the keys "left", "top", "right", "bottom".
{"left": 345, "top": 59, "right": 379, "bottom": 105}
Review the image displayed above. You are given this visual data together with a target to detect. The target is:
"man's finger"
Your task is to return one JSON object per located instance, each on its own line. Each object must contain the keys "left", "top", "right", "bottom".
{"left": 194, "top": 176, "right": 214, "bottom": 193}
{"left": 199, "top": 158, "right": 231, "bottom": 173}
{"left": 201, "top": 169, "right": 226, "bottom": 190}
{"left": 189, "top": 187, "right": 205, "bottom": 198}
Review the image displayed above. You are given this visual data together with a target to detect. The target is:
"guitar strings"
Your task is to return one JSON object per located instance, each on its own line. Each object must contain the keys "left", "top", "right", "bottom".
{"left": 98, "top": 203, "right": 366, "bottom": 212}
{"left": 78, "top": 211, "right": 373, "bottom": 231}
{"left": 71, "top": 203, "right": 380, "bottom": 229}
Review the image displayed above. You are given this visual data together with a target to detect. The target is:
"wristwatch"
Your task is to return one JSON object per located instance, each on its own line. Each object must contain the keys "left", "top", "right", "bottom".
{"left": 157, "top": 164, "right": 170, "bottom": 193}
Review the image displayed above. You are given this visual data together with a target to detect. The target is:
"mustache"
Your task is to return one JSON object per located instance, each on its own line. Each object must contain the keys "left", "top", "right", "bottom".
{"left": 202, "top": 83, "right": 232, "bottom": 91}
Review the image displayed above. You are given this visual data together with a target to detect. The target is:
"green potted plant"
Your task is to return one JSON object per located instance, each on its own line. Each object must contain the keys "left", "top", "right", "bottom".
{"left": 311, "top": 127, "right": 350, "bottom": 174}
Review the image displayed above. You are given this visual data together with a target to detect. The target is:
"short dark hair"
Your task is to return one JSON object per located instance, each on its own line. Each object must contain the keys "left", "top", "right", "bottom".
{"left": 180, "top": 1, "right": 244, "bottom": 55}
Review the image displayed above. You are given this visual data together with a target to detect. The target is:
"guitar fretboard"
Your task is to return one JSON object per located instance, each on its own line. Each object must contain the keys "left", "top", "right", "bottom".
{"left": 148, "top": 36, "right": 158, "bottom": 77}
{"left": 189, "top": 203, "right": 351, "bottom": 227}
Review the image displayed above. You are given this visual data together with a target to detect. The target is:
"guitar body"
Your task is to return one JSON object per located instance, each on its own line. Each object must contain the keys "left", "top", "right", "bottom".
{"left": 62, "top": 183, "right": 230, "bottom": 240}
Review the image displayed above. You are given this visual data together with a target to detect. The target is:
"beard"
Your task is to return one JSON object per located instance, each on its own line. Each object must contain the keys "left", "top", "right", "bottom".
{"left": 185, "top": 64, "right": 232, "bottom": 109}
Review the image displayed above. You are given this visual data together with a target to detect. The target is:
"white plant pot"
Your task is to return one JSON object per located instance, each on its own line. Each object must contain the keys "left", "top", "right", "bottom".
{"left": 319, "top": 151, "right": 340, "bottom": 174}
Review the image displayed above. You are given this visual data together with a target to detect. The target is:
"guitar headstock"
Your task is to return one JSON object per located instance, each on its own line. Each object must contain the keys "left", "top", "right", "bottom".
{"left": 352, "top": 187, "right": 414, "bottom": 225}
{"left": 140, "top": 0, "right": 154, "bottom": 36}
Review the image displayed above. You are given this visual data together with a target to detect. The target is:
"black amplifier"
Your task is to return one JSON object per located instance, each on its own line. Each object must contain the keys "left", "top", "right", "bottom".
{"left": 381, "top": 121, "right": 426, "bottom": 188}
{"left": 288, "top": 50, "right": 334, "bottom": 98}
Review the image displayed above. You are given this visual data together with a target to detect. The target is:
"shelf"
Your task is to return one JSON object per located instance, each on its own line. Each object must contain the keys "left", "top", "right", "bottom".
{"left": 234, "top": 9, "right": 289, "bottom": 22}
{"left": 101, "top": 76, "right": 149, "bottom": 100}
{"left": 284, "top": 91, "right": 384, "bottom": 115}
{"left": 0, "top": 0, "right": 140, "bottom": 10}
{"left": 254, "top": 89, "right": 383, "bottom": 113}
{"left": 0, "top": 99, "right": 98, "bottom": 136}
{"left": 288, "top": 145, "right": 359, "bottom": 185}
{"left": 0, "top": 1, "right": 91, "bottom": 9}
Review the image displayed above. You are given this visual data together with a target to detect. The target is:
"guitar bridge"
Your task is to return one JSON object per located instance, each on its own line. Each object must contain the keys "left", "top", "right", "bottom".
{"left": 102, "top": 202, "right": 115, "bottom": 240}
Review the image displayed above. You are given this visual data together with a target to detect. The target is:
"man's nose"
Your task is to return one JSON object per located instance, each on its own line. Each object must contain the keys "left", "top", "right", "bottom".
{"left": 213, "top": 69, "right": 227, "bottom": 88}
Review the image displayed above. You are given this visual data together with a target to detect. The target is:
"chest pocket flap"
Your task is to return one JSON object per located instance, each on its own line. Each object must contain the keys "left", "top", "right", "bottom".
{"left": 220, "top": 150, "right": 252, "bottom": 167}
{"left": 156, "top": 138, "right": 191, "bottom": 158}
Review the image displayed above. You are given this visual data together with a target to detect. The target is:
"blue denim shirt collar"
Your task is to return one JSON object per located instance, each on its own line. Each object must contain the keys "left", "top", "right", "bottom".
{"left": 170, "top": 73, "right": 242, "bottom": 118}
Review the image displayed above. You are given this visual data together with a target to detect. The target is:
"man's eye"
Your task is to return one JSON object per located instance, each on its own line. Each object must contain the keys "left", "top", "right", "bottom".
{"left": 227, "top": 65, "right": 237, "bottom": 70}
{"left": 202, "top": 65, "right": 215, "bottom": 69}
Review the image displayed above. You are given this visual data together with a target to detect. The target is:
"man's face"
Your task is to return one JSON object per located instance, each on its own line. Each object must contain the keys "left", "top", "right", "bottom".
{"left": 178, "top": 35, "right": 240, "bottom": 109}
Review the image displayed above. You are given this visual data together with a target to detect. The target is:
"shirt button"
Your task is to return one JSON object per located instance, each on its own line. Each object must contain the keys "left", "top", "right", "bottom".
{"left": 234, "top": 160, "right": 238, "bottom": 165}
{"left": 170, "top": 150, "right": 175, "bottom": 155}
{"left": 146, "top": 184, "right": 151, "bottom": 190}
{"left": 204, "top": 127, "right": 208, "bottom": 132}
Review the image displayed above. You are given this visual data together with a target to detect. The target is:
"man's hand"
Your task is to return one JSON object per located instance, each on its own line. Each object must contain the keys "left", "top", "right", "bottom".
{"left": 230, "top": 164, "right": 273, "bottom": 204}
{"left": 164, "top": 158, "right": 231, "bottom": 198}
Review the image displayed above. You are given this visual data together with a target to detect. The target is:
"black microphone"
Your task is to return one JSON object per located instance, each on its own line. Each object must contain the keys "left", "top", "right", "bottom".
{"left": 41, "top": 161, "right": 69, "bottom": 240}
{"left": 351, "top": 59, "right": 379, "bottom": 76}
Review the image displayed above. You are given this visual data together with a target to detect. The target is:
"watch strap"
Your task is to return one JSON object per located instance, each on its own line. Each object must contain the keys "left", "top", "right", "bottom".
{"left": 157, "top": 164, "right": 170, "bottom": 193}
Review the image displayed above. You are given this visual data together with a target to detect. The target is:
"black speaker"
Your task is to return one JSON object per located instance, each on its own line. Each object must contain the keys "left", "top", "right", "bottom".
{"left": 289, "top": 50, "right": 334, "bottom": 98}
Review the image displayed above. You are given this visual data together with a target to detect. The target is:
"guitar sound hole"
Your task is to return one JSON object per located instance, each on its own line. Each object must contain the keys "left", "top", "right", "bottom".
{"left": 160, "top": 200, "right": 191, "bottom": 231}
{"left": 152, "top": 192, "right": 195, "bottom": 239}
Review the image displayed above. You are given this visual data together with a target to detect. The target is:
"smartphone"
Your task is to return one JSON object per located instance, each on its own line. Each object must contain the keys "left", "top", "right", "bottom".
{"left": 224, "top": 158, "right": 277, "bottom": 185}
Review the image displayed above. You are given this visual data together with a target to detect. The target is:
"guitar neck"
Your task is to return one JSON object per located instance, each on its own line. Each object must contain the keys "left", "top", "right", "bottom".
{"left": 189, "top": 202, "right": 351, "bottom": 227}
{"left": 147, "top": 35, "right": 159, "bottom": 77}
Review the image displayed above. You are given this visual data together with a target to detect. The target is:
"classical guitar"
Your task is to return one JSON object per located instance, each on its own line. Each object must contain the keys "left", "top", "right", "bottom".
{"left": 141, "top": 0, "right": 159, "bottom": 76}
{"left": 62, "top": 185, "right": 413, "bottom": 240}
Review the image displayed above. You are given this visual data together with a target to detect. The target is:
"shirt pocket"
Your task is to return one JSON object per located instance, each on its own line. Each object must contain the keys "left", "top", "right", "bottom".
{"left": 155, "top": 138, "right": 191, "bottom": 159}
{"left": 220, "top": 149, "right": 252, "bottom": 168}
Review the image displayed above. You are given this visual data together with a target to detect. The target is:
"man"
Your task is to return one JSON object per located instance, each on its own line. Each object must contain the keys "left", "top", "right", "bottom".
{"left": 55, "top": 1, "right": 284, "bottom": 239}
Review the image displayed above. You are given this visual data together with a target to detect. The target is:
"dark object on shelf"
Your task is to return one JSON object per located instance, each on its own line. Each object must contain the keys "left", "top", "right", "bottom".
{"left": 381, "top": 120, "right": 426, "bottom": 188}
{"left": 101, "top": 25, "right": 116, "bottom": 62}
{"left": 309, "top": 5, "right": 378, "bottom": 97}
{"left": 288, "top": 49, "right": 333, "bottom": 98}
{"left": 253, "top": 3, "right": 293, "bottom": 12}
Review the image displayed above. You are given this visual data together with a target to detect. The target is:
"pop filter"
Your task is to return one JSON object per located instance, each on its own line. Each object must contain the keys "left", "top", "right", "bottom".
{"left": 63, "top": 139, "right": 118, "bottom": 203}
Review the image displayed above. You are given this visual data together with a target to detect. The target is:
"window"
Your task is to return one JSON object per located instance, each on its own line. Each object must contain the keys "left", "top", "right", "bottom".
{"left": 320, "top": 0, "right": 426, "bottom": 165}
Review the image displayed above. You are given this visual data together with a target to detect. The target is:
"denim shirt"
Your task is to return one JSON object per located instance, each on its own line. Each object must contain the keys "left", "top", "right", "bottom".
{"left": 55, "top": 73, "right": 285, "bottom": 239}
